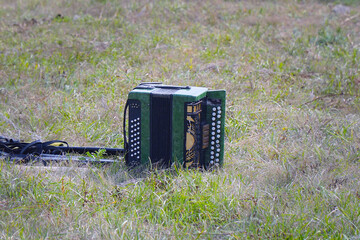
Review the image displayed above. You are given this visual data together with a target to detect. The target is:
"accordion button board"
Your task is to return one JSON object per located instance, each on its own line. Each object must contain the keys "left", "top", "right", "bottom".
{"left": 127, "top": 99, "right": 142, "bottom": 166}
{"left": 125, "top": 83, "right": 226, "bottom": 169}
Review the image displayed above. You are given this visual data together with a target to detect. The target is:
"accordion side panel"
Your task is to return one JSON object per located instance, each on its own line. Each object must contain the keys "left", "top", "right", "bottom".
{"left": 127, "top": 99, "right": 141, "bottom": 166}
{"left": 127, "top": 90, "right": 151, "bottom": 165}
{"left": 204, "top": 90, "right": 226, "bottom": 168}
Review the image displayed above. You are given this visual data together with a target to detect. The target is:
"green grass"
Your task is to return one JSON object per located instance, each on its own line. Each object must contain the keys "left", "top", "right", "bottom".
{"left": 1, "top": 0, "right": 360, "bottom": 239}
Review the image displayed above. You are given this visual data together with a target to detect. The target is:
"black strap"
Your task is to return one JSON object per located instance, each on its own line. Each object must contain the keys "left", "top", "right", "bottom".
{"left": 0, "top": 137, "right": 69, "bottom": 155}
{"left": 123, "top": 100, "right": 130, "bottom": 153}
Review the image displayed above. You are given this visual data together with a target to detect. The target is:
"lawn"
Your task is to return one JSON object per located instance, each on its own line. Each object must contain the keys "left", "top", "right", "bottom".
{"left": 1, "top": 0, "right": 360, "bottom": 239}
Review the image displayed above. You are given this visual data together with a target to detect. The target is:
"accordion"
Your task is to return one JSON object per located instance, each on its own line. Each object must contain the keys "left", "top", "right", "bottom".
{"left": 124, "top": 83, "right": 226, "bottom": 169}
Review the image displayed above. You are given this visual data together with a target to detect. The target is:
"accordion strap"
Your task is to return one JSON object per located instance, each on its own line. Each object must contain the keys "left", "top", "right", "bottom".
{"left": 123, "top": 99, "right": 129, "bottom": 153}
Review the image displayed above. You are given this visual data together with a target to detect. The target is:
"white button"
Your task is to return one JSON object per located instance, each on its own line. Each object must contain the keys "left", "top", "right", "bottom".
{"left": 217, "top": 106, "right": 221, "bottom": 110}
{"left": 215, "top": 158, "right": 219, "bottom": 162}
{"left": 210, "top": 160, "right": 214, "bottom": 164}
{"left": 212, "top": 107, "right": 216, "bottom": 111}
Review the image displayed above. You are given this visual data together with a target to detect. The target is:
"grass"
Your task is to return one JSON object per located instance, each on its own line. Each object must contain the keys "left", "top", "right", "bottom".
{"left": 1, "top": 0, "right": 360, "bottom": 238}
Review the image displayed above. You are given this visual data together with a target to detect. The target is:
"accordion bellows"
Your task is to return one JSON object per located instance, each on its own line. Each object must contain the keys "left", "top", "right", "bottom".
{"left": 125, "top": 83, "right": 226, "bottom": 169}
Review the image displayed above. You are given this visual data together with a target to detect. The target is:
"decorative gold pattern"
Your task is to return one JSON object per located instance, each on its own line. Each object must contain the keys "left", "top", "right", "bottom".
{"left": 184, "top": 101, "right": 202, "bottom": 168}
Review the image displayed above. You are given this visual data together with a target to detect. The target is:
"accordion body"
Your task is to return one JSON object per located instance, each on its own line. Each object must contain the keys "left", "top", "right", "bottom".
{"left": 125, "top": 83, "right": 226, "bottom": 169}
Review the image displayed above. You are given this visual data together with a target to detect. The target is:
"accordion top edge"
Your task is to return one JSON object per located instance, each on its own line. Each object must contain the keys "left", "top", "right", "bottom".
{"left": 125, "top": 83, "right": 226, "bottom": 169}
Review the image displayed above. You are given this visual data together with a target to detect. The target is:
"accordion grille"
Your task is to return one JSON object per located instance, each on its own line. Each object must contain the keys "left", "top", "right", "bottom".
{"left": 150, "top": 95, "right": 172, "bottom": 166}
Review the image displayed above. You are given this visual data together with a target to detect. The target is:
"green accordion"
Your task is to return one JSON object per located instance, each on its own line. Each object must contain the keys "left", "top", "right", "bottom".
{"left": 124, "top": 83, "right": 226, "bottom": 169}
